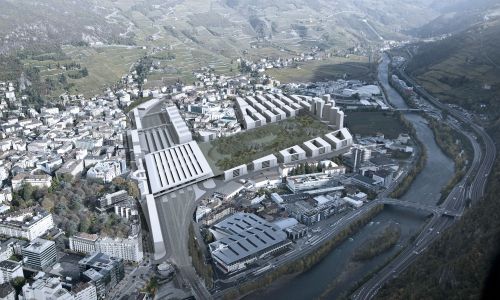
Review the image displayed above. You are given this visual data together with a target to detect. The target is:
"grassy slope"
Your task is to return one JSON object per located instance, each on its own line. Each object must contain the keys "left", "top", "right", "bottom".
{"left": 407, "top": 18, "right": 500, "bottom": 119}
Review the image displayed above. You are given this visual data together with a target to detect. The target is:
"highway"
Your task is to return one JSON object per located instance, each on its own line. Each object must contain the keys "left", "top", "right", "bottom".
{"left": 351, "top": 54, "right": 496, "bottom": 300}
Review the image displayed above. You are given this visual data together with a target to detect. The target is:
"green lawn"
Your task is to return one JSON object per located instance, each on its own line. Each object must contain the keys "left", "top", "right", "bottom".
{"left": 199, "top": 115, "right": 330, "bottom": 173}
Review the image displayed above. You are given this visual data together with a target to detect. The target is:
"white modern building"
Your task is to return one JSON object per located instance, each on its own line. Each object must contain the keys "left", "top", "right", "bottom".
{"left": 303, "top": 137, "right": 332, "bottom": 158}
{"left": 324, "top": 128, "right": 353, "bottom": 151}
{"left": 251, "top": 154, "right": 278, "bottom": 171}
{"left": 279, "top": 145, "right": 307, "bottom": 163}
{"left": 165, "top": 105, "right": 193, "bottom": 144}
{"left": 0, "top": 260, "right": 23, "bottom": 284}
{"left": 96, "top": 236, "right": 144, "bottom": 262}
{"left": 69, "top": 233, "right": 99, "bottom": 254}
{"left": 0, "top": 210, "right": 54, "bottom": 240}
{"left": 223, "top": 164, "right": 248, "bottom": 181}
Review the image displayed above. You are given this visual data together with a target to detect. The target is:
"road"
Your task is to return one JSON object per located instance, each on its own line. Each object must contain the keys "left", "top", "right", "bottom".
{"left": 351, "top": 54, "right": 496, "bottom": 300}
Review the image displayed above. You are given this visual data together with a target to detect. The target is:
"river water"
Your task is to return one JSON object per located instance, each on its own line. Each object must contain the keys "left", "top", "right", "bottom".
{"left": 244, "top": 55, "right": 455, "bottom": 300}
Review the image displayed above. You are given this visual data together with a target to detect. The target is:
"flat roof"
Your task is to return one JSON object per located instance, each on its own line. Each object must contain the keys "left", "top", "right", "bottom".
{"left": 279, "top": 145, "right": 306, "bottom": 157}
{"left": 252, "top": 154, "right": 277, "bottom": 164}
{"left": 144, "top": 141, "right": 213, "bottom": 194}
{"left": 325, "top": 128, "right": 352, "bottom": 143}
{"left": 210, "top": 213, "right": 288, "bottom": 266}
{"left": 303, "top": 137, "right": 330, "bottom": 149}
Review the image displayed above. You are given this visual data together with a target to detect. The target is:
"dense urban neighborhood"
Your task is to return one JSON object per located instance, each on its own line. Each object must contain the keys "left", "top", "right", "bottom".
{"left": 0, "top": 1, "right": 498, "bottom": 300}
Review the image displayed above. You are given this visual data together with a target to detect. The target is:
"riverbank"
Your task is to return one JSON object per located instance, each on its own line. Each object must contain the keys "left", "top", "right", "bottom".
{"left": 222, "top": 204, "right": 384, "bottom": 300}
{"left": 352, "top": 222, "right": 401, "bottom": 261}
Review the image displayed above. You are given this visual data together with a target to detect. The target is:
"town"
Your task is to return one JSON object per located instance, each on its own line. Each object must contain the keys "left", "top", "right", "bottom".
{"left": 0, "top": 48, "right": 419, "bottom": 299}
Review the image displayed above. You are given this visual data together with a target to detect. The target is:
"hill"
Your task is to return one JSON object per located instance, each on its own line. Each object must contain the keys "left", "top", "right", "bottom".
{"left": 405, "top": 18, "right": 500, "bottom": 120}
{"left": 410, "top": 0, "right": 500, "bottom": 37}
{"left": 379, "top": 13, "right": 500, "bottom": 300}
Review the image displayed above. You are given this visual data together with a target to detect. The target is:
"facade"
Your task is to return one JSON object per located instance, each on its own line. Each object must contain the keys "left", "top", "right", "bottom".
{"left": 69, "top": 233, "right": 99, "bottom": 254}
{"left": 0, "top": 210, "right": 54, "bottom": 240}
{"left": 324, "top": 128, "right": 353, "bottom": 151}
{"left": 251, "top": 154, "right": 278, "bottom": 171}
{"left": 209, "top": 213, "right": 291, "bottom": 273}
{"left": 278, "top": 145, "right": 307, "bottom": 163}
{"left": 303, "top": 137, "right": 332, "bottom": 158}
{"left": 11, "top": 174, "right": 52, "bottom": 191}
{"left": 22, "top": 238, "right": 57, "bottom": 271}
{"left": 72, "top": 282, "right": 97, "bottom": 300}
{"left": 223, "top": 164, "right": 248, "bottom": 181}
{"left": 96, "top": 237, "right": 143, "bottom": 262}
{"left": 70, "top": 233, "right": 143, "bottom": 262}
{"left": 0, "top": 260, "right": 23, "bottom": 284}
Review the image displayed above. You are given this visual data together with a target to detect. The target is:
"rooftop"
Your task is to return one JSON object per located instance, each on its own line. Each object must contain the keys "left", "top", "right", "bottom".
{"left": 209, "top": 213, "right": 288, "bottom": 266}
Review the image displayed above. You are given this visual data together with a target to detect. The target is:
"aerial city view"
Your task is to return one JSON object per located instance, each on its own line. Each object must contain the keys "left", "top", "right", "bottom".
{"left": 0, "top": 0, "right": 499, "bottom": 299}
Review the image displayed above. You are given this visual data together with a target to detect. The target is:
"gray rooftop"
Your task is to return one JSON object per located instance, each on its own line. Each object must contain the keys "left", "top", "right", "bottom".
{"left": 209, "top": 213, "right": 288, "bottom": 266}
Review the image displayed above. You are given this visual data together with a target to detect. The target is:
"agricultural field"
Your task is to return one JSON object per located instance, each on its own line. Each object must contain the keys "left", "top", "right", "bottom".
{"left": 198, "top": 115, "right": 330, "bottom": 174}
{"left": 19, "top": 46, "right": 147, "bottom": 98}
{"left": 265, "top": 55, "right": 373, "bottom": 84}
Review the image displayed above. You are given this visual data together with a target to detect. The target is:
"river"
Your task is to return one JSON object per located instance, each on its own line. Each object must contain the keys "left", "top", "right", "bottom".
{"left": 244, "top": 54, "right": 455, "bottom": 300}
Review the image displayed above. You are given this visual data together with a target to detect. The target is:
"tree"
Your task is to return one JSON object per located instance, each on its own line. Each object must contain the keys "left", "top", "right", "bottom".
{"left": 21, "top": 184, "right": 34, "bottom": 201}
{"left": 11, "top": 277, "right": 25, "bottom": 294}
{"left": 41, "top": 198, "right": 55, "bottom": 212}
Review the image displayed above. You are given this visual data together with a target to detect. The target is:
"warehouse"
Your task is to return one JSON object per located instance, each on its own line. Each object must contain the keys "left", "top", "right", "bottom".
{"left": 209, "top": 213, "right": 291, "bottom": 273}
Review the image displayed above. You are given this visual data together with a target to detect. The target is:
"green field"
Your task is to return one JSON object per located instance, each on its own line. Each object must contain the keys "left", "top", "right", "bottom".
{"left": 345, "top": 111, "right": 408, "bottom": 139}
{"left": 266, "top": 55, "right": 373, "bottom": 83}
{"left": 20, "top": 46, "right": 147, "bottom": 98}
{"left": 199, "top": 115, "right": 330, "bottom": 173}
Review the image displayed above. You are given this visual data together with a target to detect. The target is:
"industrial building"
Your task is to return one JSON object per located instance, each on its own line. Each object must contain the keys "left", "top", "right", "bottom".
{"left": 144, "top": 141, "right": 213, "bottom": 195}
{"left": 209, "top": 213, "right": 291, "bottom": 273}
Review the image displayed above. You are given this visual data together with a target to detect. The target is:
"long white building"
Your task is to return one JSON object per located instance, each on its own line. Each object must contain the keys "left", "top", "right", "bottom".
{"left": 0, "top": 210, "right": 54, "bottom": 241}
{"left": 69, "top": 232, "right": 144, "bottom": 263}
{"left": 144, "top": 141, "right": 213, "bottom": 195}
